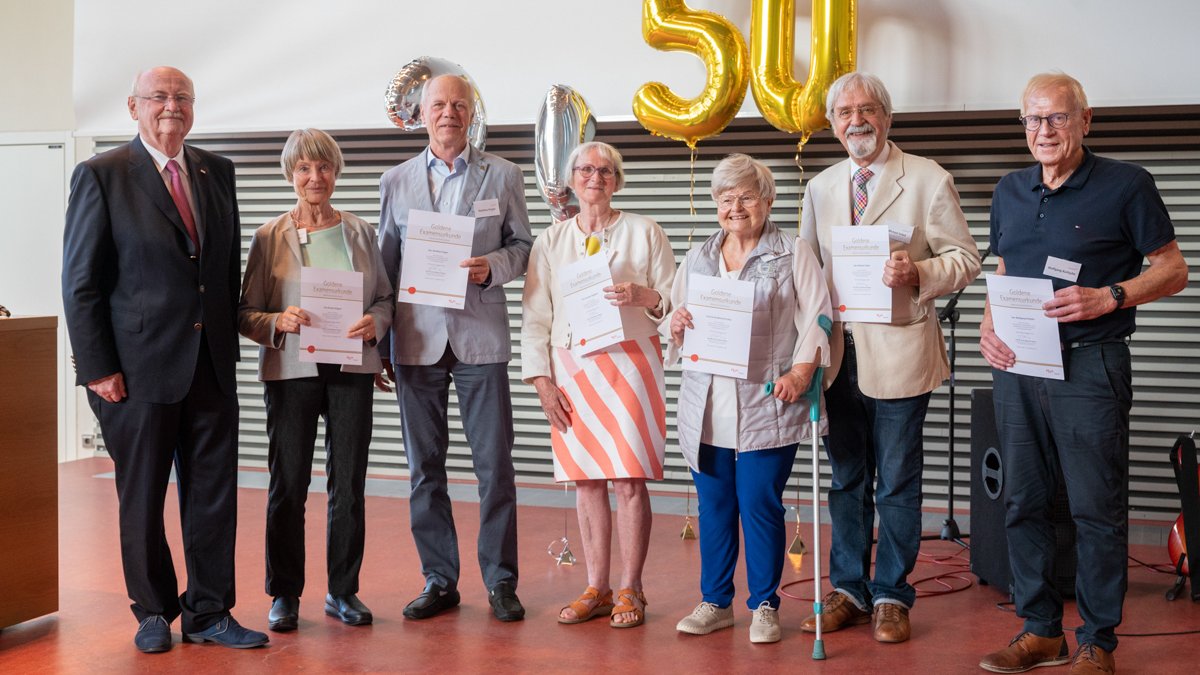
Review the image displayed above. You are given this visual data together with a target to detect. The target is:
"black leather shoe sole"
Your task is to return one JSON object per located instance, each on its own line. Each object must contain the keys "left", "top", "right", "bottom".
{"left": 268, "top": 615, "right": 298, "bottom": 632}
{"left": 403, "top": 590, "right": 461, "bottom": 620}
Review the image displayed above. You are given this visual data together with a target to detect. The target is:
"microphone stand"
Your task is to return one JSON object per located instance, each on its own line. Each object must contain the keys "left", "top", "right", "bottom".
{"left": 929, "top": 246, "right": 990, "bottom": 547}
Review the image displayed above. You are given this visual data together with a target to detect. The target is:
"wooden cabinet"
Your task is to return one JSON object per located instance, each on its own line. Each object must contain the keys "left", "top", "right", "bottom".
{"left": 0, "top": 316, "right": 58, "bottom": 628}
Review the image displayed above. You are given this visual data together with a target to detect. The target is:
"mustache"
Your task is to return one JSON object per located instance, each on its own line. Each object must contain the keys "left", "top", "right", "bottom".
{"left": 846, "top": 123, "right": 875, "bottom": 135}
{"left": 157, "top": 111, "right": 186, "bottom": 120}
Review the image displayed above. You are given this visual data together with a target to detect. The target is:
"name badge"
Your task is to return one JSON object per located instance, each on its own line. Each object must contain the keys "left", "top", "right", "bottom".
{"left": 1043, "top": 256, "right": 1081, "bottom": 283}
{"left": 473, "top": 198, "right": 501, "bottom": 218}
{"left": 886, "top": 222, "right": 914, "bottom": 244}
{"left": 297, "top": 228, "right": 309, "bottom": 244}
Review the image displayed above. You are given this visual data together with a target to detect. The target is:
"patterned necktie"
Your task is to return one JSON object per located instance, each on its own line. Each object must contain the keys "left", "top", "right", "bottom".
{"left": 165, "top": 159, "right": 201, "bottom": 252}
{"left": 852, "top": 167, "right": 874, "bottom": 226}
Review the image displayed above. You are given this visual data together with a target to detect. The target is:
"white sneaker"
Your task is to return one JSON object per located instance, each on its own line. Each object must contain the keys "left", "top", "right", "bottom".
{"left": 750, "top": 602, "right": 781, "bottom": 643}
{"left": 676, "top": 601, "right": 735, "bottom": 635}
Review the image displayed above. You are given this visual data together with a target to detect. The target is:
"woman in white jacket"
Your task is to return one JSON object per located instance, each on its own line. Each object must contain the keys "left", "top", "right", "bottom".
{"left": 521, "top": 141, "right": 675, "bottom": 629}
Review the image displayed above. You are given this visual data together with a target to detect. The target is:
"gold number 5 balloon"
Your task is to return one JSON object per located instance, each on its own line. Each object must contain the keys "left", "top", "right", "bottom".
{"left": 751, "top": 0, "right": 857, "bottom": 141}
{"left": 632, "top": 0, "right": 750, "bottom": 149}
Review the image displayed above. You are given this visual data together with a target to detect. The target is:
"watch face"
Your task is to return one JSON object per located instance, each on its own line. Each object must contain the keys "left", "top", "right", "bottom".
{"left": 1110, "top": 284, "right": 1125, "bottom": 306}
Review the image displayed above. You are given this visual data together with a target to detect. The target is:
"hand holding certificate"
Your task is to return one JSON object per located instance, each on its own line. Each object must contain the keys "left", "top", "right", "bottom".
{"left": 398, "top": 208, "right": 474, "bottom": 309}
{"left": 830, "top": 225, "right": 892, "bottom": 323}
{"left": 985, "top": 274, "right": 1064, "bottom": 380}
{"left": 681, "top": 274, "right": 754, "bottom": 378}
{"left": 559, "top": 254, "right": 625, "bottom": 355}
{"left": 299, "top": 267, "right": 364, "bottom": 365}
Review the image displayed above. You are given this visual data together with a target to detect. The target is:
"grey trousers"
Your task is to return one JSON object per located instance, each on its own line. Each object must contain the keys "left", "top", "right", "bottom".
{"left": 393, "top": 344, "right": 519, "bottom": 591}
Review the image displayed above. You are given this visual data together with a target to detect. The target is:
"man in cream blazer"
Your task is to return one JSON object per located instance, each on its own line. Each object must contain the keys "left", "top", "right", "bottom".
{"left": 377, "top": 75, "right": 532, "bottom": 622}
{"left": 799, "top": 72, "right": 980, "bottom": 644}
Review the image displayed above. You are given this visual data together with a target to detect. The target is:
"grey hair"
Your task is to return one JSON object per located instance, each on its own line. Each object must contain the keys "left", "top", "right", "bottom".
{"left": 420, "top": 74, "right": 472, "bottom": 111}
{"left": 566, "top": 141, "right": 626, "bottom": 191}
{"left": 825, "top": 72, "right": 894, "bottom": 125}
{"left": 1021, "top": 72, "right": 1090, "bottom": 113}
{"left": 129, "top": 66, "right": 194, "bottom": 97}
{"left": 710, "top": 153, "right": 776, "bottom": 202}
{"left": 280, "top": 128, "right": 345, "bottom": 181}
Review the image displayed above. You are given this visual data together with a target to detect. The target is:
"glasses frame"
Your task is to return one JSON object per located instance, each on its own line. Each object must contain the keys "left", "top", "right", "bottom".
{"left": 134, "top": 94, "right": 196, "bottom": 107}
{"left": 716, "top": 193, "right": 763, "bottom": 210}
{"left": 834, "top": 105, "right": 881, "bottom": 121}
{"left": 572, "top": 165, "right": 615, "bottom": 179}
{"left": 1018, "top": 112, "right": 1071, "bottom": 132}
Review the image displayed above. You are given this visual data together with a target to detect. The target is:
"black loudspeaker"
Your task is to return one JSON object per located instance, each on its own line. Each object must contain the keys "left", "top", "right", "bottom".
{"left": 970, "top": 388, "right": 1077, "bottom": 597}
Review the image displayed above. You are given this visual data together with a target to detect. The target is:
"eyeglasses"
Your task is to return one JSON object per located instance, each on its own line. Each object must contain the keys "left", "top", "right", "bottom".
{"left": 135, "top": 94, "right": 196, "bottom": 107}
{"left": 716, "top": 193, "right": 762, "bottom": 209}
{"left": 1018, "top": 113, "right": 1071, "bottom": 131}
{"left": 573, "top": 165, "right": 615, "bottom": 179}
{"left": 835, "top": 105, "right": 881, "bottom": 121}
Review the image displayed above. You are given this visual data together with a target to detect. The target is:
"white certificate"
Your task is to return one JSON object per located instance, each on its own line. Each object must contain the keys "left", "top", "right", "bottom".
{"left": 986, "top": 274, "right": 1064, "bottom": 380}
{"left": 299, "top": 267, "right": 364, "bottom": 365}
{"left": 681, "top": 274, "right": 754, "bottom": 379}
{"left": 830, "top": 225, "right": 892, "bottom": 323}
{"left": 398, "top": 209, "right": 473, "bottom": 309}
{"left": 558, "top": 254, "right": 624, "bottom": 356}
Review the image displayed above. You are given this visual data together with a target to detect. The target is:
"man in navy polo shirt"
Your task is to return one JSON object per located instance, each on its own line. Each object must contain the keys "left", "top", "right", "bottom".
{"left": 978, "top": 73, "right": 1187, "bottom": 675}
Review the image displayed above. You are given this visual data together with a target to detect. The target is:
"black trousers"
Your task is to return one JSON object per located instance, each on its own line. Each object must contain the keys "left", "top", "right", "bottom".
{"left": 263, "top": 364, "right": 374, "bottom": 597}
{"left": 89, "top": 340, "right": 238, "bottom": 633}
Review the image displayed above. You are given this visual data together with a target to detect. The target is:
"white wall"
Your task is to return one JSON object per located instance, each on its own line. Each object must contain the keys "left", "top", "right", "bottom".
{"left": 1, "top": 0, "right": 74, "bottom": 131}
{"left": 73, "top": 0, "right": 1200, "bottom": 136}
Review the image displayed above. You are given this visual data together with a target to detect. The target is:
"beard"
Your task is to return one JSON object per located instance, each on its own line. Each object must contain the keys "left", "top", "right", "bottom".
{"left": 844, "top": 123, "right": 878, "bottom": 160}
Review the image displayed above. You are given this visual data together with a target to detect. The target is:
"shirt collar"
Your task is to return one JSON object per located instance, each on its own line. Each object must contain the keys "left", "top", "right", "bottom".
{"left": 140, "top": 135, "right": 187, "bottom": 176}
{"left": 425, "top": 144, "right": 471, "bottom": 172}
{"left": 1026, "top": 147, "right": 1096, "bottom": 192}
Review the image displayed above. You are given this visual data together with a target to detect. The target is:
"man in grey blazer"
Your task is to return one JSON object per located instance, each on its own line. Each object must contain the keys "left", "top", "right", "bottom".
{"left": 377, "top": 74, "right": 533, "bottom": 621}
{"left": 799, "top": 72, "right": 980, "bottom": 644}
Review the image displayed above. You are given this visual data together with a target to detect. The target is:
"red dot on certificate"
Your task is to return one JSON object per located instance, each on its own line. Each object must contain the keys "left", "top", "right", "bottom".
{"left": 408, "top": 287, "right": 417, "bottom": 294}
{"left": 579, "top": 338, "right": 587, "bottom": 346}
{"left": 306, "top": 345, "right": 316, "bottom": 353}
{"left": 838, "top": 304, "right": 846, "bottom": 312}
{"left": 689, "top": 354, "right": 699, "bottom": 362}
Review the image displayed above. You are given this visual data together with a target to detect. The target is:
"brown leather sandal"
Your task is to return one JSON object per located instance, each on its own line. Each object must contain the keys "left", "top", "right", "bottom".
{"left": 610, "top": 588, "right": 647, "bottom": 628}
{"left": 558, "top": 586, "right": 615, "bottom": 624}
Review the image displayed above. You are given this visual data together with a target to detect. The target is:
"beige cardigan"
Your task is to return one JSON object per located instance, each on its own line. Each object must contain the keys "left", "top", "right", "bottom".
{"left": 520, "top": 212, "right": 676, "bottom": 382}
{"left": 238, "top": 210, "right": 394, "bottom": 380}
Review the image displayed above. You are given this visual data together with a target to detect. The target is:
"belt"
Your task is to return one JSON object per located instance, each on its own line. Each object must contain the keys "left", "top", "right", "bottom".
{"left": 1062, "top": 336, "right": 1130, "bottom": 351}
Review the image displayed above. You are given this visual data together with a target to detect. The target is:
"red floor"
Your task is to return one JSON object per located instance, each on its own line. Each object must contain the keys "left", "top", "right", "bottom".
{"left": 1, "top": 457, "right": 1198, "bottom": 674}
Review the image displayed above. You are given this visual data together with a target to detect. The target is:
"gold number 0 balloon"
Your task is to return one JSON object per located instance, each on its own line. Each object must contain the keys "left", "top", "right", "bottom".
{"left": 751, "top": 0, "right": 858, "bottom": 141}
{"left": 633, "top": 0, "right": 750, "bottom": 149}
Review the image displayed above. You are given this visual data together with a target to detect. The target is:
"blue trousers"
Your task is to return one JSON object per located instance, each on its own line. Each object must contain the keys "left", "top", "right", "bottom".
{"left": 824, "top": 337, "right": 931, "bottom": 609}
{"left": 993, "top": 342, "right": 1132, "bottom": 652}
{"left": 692, "top": 443, "right": 797, "bottom": 610}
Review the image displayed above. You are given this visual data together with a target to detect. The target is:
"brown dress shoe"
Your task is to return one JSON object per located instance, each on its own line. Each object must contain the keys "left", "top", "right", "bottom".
{"left": 979, "top": 632, "right": 1069, "bottom": 673}
{"left": 799, "top": 591, "right": 871, "bottom": 633}
{"left": 1069, "top": 644, "right": 1115, "bottom": 675}
{"left": 872, "top": 602, "right": 911, "bottom": 643}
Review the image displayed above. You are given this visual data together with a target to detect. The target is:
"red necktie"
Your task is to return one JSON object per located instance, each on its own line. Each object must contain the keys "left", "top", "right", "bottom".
{"left": 165, "top": 159, "right": 201, "bottom": 252}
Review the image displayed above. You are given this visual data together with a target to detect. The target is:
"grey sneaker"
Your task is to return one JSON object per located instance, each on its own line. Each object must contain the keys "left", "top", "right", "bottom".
{"left": 750, "top": 602, "right": 781, "bottom": 643}
{"left": 676, "top": 601, "right": 735, "bottom": 635}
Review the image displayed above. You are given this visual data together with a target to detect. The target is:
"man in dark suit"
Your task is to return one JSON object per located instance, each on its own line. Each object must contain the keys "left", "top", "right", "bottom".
{"left": 62, "top": 66, "right": 267, "bottom": 653}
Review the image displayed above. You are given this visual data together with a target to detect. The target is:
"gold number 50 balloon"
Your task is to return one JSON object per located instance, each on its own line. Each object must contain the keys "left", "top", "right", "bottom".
{"left": 632, "top": 0, "right": 750, "bottom": 149}
{"left": 634, "top": 0, "right": 857, "bottom": 146}
{"left": 751, "top": 0, "right": 857, "bottom": 141}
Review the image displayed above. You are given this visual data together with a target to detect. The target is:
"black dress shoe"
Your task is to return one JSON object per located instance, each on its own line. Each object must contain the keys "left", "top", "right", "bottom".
{"left": 325, "top": 593, "right": 373, "bottom": 626}
{"left": 402, "top": 584, "right": 461, "bottom": 620}
{"left": 268, "top": 596, "right": 299, "bottom": 632}
{"left": 134, "top": 615, "right": 172, "bottom": 653}
{"left": 489, "top": 581, "right": 525, "bottom": 622}
{"left": 183, "top": 616, "right": 269, "bottom": 649}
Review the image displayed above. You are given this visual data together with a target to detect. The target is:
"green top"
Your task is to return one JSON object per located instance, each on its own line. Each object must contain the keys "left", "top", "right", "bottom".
{"left": 301, "top": 223, "right": 352, "bottom": 271}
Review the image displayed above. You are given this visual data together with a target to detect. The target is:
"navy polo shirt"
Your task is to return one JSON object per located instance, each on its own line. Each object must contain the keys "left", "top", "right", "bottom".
{"left": 989, "top": 149, "right": 1176, "bottom": 343}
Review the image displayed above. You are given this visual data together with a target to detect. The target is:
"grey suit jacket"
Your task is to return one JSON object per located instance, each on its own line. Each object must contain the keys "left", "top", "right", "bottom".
{"left": 238, "top": 210, "right": 394, "bottom": 380}
{"left": 800, "top": 141, "right": 980, "bottom": 399}
{"left": 378, "top": 145, "right": 532, "bottom": 365}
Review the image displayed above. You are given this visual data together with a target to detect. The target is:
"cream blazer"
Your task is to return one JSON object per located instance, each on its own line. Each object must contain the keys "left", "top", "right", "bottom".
{"left": 800, "top": 141, "right": 980, "bottom": 399}
{"left": 239, "top": 211, "right": 394, "bottom": 380}
{"left": 520, "top": 212, "right": 676, "bottom": 382}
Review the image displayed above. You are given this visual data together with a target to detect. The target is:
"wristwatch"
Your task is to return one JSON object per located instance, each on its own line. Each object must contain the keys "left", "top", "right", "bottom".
{"left": 1108, "top": 284, "right": 1126, "bottom": 309}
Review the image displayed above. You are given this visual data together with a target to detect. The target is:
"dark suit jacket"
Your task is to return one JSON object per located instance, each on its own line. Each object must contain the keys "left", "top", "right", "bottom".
{"left": 62, "top": 135, "right": 242, "bottom": 404}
